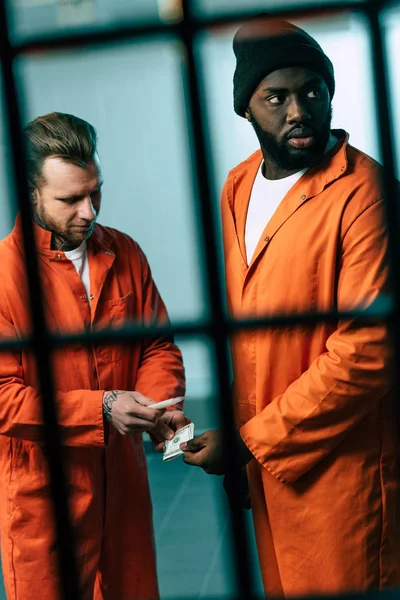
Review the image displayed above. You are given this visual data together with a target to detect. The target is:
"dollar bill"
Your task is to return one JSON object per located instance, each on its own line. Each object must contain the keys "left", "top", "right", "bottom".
{"left": 163, "top": 422, "right": 194, "bottom": 462}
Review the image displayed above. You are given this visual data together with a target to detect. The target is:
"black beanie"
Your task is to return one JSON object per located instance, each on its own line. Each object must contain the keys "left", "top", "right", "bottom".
{"left": 233, "top": 16, "right": 335, "bottom": 117}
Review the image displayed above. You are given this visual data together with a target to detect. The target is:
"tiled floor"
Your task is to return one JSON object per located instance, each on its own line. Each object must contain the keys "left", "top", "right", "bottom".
{"left": 147, "top": 451, "right": 264, "bottom": 599}
{"left": 0, "top": 451, "right": 264, "bottom": 599}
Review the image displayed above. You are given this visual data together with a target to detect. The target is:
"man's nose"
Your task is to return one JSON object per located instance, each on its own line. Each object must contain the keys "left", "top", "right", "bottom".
{"left": 79, "top": 197, "right": 96, "bottom": 221}
{"left": 287, "top": 96, "right": 311, "bottom": 123}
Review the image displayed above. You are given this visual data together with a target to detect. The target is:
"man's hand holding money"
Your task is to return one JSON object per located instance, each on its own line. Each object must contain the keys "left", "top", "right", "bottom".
{"left": 181, "top": 430, "right": 253, "bottom": 475}
{"left": 150, "top": 410, "right": 191, "bottom": 452}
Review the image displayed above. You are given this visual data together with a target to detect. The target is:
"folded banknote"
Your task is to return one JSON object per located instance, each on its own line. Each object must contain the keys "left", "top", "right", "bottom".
{"left": 163, "top": 422, "right": 195, "bottom": 462}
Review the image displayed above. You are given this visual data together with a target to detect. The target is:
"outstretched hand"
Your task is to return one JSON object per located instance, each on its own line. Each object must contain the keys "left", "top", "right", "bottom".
{"left": 103, "top": 390, "right": 164, "bottom": 436}
{"left": 181, "top": 429, "right": 254, "bottom": 475}
{"left": 151, "top": 410, "right": 191, "bottom": 452}
{"left": 180, "top": 430, "right": 227, "bottom": 475}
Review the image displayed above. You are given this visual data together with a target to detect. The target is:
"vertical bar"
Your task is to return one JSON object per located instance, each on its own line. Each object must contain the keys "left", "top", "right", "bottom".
{"left": 365, "top": 2, "right": 400, "bottom": 435}
{"left": 0, "top": 2, "right": 81, "bottom": 598}
{"left": 180, "top": 1, "right": 257, "bottom": 597}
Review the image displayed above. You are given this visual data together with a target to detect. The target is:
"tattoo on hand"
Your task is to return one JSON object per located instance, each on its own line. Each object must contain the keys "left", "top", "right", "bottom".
{"left": 103, "top": 390, "right": 123, "bottom": 424}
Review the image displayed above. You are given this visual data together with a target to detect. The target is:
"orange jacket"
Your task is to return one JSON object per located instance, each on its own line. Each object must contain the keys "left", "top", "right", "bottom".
{"left": 0, "top": 215, "right": 185, "bottom": 600}
{"left": 221, "top": 131, "right": 400, "bottom": 595}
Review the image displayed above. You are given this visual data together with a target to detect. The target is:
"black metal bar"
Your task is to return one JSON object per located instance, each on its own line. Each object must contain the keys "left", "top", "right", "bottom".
{"left": 0, "top": 2, "right": 81, "bottom": 598}
{"left": 1, "top": 0, "right": 398, "bottom": 599}
{"left": 365, "top": 6, "right": 400, "bottom": 301}
{"left": 9, "top": 1, "right": 385, "bottom": 57}
{"left": 0, "top": 302, "right": 393, "bottom": 354}
{"left": 173, "top": 590, "right": 400, "bottom": 600}
{"left": 179, "top": 1, "right": 257, "bottom": 596}
{"left": 365, "top": 0, "right": 400, "bottom": 468}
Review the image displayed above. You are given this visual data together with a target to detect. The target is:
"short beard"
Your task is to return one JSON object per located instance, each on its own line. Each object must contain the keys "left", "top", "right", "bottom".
{"left": 33, "top": 201, "right": 96, "bottom": 251}
{"left": 250, "top": 105, "right": 332, "bottom": 174}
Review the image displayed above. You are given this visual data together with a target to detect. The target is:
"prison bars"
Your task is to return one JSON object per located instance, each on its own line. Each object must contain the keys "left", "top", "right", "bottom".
{"left": 0, "top": 0, "right": 399, "bottom": 598}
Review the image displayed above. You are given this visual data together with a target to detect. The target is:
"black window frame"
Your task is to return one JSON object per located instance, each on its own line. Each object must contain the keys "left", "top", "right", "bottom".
{"left": 0, "top": 0, "right": 399, "bottom": 598}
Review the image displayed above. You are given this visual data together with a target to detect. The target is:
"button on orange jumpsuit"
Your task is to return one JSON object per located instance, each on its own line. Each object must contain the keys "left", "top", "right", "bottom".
{"left": 221, "top": 131, "right": 400, "bottom": 596}
{"left": 0, "top": 216, "right": 185, "bottom": 600}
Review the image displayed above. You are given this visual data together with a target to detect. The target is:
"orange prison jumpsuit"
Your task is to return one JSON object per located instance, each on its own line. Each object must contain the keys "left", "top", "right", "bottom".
{"left": 0, "top": 216, "right": 185, "bottom": 600}
{"left": 221, "top": 130, "right": 400, "bottom": 596}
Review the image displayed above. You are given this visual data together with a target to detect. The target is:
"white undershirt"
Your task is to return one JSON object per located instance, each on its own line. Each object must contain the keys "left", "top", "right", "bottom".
{"left": 64, "top": 240, "right": 91, "bottom": 305}
{"left": 245, "top": 167, "right": 306, "bottom": 263}
{"left": 245, "top": 134, "right": 338, "bottom": 263}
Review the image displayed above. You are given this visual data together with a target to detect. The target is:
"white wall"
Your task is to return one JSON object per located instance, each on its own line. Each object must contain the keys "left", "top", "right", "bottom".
{"left": 1, "top": 5, "right": 399, "bottom": 426}
{"left": 385, "top": 6, "right": 400, "bottom": 176}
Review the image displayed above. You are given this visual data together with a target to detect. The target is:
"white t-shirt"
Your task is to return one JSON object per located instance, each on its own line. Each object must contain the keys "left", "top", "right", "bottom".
{"left": 64, "top": 240, "right": 91, "bottom": 305}
{"left": 245, "top": 167, "right": 306, "bottom": 263}
{"left": 245, "top": 134, "right": 338, "bottom": 264}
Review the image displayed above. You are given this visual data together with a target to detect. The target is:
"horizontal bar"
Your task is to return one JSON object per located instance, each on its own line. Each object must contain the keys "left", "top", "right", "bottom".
{"left": 173, "top": 590, "right": 400, "bottom": 600}
{"left": 0, "top": 300, "right": 393, "bottom": 353}
{"left": 8, "top": 0, "right": 384, "bottom": 57}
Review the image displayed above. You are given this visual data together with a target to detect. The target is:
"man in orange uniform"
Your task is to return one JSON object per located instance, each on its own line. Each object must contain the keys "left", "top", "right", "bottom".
{"left": 182, "top": 17, "right": 400, "bottom": 596}
{"left": 0, "top": 112, "right": 186, "bottom": 599}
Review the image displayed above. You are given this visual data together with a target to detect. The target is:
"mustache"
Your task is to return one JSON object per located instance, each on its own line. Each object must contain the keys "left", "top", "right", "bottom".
{"left": 285, "top": 125, "right": 316, "bottom": 140}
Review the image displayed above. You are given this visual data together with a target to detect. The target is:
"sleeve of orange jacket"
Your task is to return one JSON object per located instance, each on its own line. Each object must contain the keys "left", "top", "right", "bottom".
{"left": 0, "top": 307, "right": 105, "bottom": 446}
{"left": 134, "top": 244, "right": 186, "bottom": 405}
{"left": 240, "top": 198, "right": 393, "bottom": 484}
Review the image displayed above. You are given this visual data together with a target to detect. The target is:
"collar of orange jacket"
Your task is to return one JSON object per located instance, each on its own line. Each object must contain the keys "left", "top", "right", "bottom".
{"left": 11, "top": 213, "right": 114, "bottom": 258}
{"left": 229, "top": 128, "right": 349, "bottom": 200}
{"left": 299, "top": 128, "right": 349, "bottom": 196}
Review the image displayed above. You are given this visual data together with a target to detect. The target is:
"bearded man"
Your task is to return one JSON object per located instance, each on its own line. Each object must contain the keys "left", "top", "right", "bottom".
{"left": 182, "top": 17, "right": 400, "bottom": 596}
{"left": 0, "top": 112, "right": 186, "bottom": 599}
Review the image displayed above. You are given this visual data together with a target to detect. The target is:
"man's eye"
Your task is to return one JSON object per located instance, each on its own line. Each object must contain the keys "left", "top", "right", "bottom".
{"left": 268, "top": 95, "right": 285, "bottom": 105}
{"left": 58, "top": 197, "right": 77, "bottom": 204}
{"left": 307, "top": 89, "right": 321, "bottom": 99}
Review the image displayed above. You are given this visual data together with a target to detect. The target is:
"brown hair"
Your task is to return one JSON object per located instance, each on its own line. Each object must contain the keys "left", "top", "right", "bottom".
{"left": 24, "top": 112, "right": 98, "bottom": 198}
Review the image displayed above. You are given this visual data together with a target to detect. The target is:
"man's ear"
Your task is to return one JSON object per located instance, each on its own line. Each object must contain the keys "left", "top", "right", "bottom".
{"left": 31, "top": 187, "right": 40, "bottom": 206}
{"left": 245, "top": 108, "right": 252, "bottom": 122}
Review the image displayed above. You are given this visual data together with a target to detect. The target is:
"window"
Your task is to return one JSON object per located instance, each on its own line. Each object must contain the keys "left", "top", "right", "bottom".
{"left": 0, "top": 0, "right": 398, "bottom": 598}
